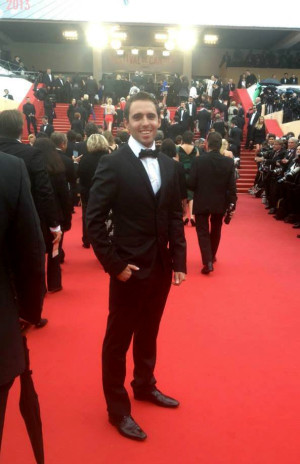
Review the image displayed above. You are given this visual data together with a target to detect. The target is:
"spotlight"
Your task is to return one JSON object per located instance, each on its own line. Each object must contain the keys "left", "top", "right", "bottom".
{"left": 204, "top": 34, "right": 219, "bottom": 45}
{"left": 111, "top": 39, "right": 121, "bottom": 50}
{"left": 147, "top": 49, "right": 154, "bottom": 56}
{"left": 86, "top": 24, "right": 108, "bottom": 49}
{"left": 162, "top": 51, "right": 170, "bottom": 57}
{"left": 165, "top": 40, "right": 174, "bottom": 51}
{"left": 131, "top": 49, "right": 139, "bottom": 55}
{"left": 117, "top": 50, "right": 124, "bottom": 55}
{"left": 155, "top": 33, "right": 168, "bottom": 40}
{"left": 62, "top": 30, "right": 78, "bottom": 40}
{"left": 176, "top": 28, "right": 197, "bottom": 51}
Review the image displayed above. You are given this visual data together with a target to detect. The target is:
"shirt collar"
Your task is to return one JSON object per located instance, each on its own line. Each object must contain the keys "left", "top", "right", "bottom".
{"left": 128, "top": 135, "right": 156, "bottom": 158}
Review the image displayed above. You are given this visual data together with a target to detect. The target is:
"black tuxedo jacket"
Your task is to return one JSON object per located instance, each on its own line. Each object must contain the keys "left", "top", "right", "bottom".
{"left": 185, "top": 102, "right": 197, "bottom": 119}
{"left": 43, "top": 73, "right": 54, "bottom": 87}
{"left": 229, "top": 126, "right": 243, "bottom": 147}
{"left": 196, "top": 109, "right": 211, "bottom": 130}
{"left": 280, "top": 77, "right": 289, "bottom": 84}
{"left": 288, "top": 77, "right": 298, "bottom": 85}
{"left": 176, "top": 107, "right": 189, "bottom": 124}
{"left": 0, "top": 152, "right": 45, "bottom": 385}
{"left": 23, "top": 102, "right": 36, "bottom": 117}
{"left": 39, "top": 123, "right": 54, "bottom": 136}
{"left": 188, "top": 151, "right": 237, "bottom": 214}
{"left": 0, "top": 137, "right": 59, "bottom": 228}
{"left": 86, "top": 144, "right": 186, "bottom": 279}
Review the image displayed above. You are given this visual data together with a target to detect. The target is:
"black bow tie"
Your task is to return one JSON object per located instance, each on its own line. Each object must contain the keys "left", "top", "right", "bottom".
{"left": 139, "top": 149, "right": 158, "bottom": 159}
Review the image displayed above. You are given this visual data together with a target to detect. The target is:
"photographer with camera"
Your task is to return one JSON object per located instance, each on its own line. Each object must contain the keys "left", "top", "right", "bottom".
{"left": 264, "top": 139, "right": 287, "bottom": 214}
{"left": 188, "top": 132, "right": 237, "bottom": 275}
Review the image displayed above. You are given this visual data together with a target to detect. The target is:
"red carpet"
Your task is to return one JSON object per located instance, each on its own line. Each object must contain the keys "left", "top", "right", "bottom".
{"left": 2, "top": 195, "right": 300, "bottom": 464}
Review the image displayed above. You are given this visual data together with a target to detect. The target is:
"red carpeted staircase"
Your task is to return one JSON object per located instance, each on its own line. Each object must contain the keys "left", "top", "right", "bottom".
{"left": 27, "top": 103, "right": 258, "bottom": 193}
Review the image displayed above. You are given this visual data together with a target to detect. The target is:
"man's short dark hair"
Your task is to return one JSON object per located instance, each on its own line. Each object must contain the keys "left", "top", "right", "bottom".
{"left": 124, "top": 91, "right": 160, "bottom": 121}
{"left": 84, "top": 122, "right": 99, "bottom": 138}
{"left": 207, "top": 132, "right": 222, "bottom": 151}
{"left": 182, "top": 131, "right": 194, "bottom": 144}
{"left": 50, "top": 131, "right": 67, "bottom": 148}
{"left": 42, "top": 115, "right": 48, "bottom": 121}
{"left": 161, "top": 138, "right": 177, "bottom": 158}
{"left": 116, "top": 130, "right": 130, "bottom": 143}
{"left": 67, "top": 130, "right": 77, "bottom": 142}
{"left": 0, "top": 109, "right": 23, "bottom": 138}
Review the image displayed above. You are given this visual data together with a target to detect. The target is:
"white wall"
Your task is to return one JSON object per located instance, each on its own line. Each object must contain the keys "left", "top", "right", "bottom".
{"left": 0, "top": 74, "right": 32, "bottom": 104}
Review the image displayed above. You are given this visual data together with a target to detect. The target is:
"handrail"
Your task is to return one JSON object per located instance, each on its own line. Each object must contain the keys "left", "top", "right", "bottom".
{"left": 0, "top": 59, "right": 40, "bottom": 82}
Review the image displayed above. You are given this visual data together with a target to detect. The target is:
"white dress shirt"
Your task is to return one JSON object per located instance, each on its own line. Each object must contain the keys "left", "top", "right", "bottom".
{"left": 128, "top": 136, "right": 161, "bottom": 194}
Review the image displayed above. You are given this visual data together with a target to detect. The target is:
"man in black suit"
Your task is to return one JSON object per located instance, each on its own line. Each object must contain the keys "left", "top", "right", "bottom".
{"left": 196, "top": 103, "right": 211, "bottom": 138}
{"left": 0, "top": 110, "right": 61, "bottom": 303}
{"left": 0, "top": 151, "right": 45, "bottom": 449}
{"left": 245, "top": 105, "right": 259, "bottom": 148}
{"left": 288, "top": 74, "right": 298, "bottom": 85}
{"left": 87, "top": 92, "right": 186, "bottom": 441}
{"left": 3, "top": 89, "right": 13, "bottom": 100}
{"left": 188, "top": 132, "right": 237, "bottom": 274}
{"left": 175, "top": 100, "right": 189, "bottom": 132}
{"left": 43, "top": 68, "right": 55, "bottom": 92}
{"left": 280, "top": 73, "right": 289, "bottom": 85}
{"left": 228, "top": 119, "right": 243, "bottom": 156}
{"left": 40, "top": 115, "right": 54, "bottom": 137}
{"left": 245, "top": 70, "right": 257, "bottom": 88}
{"left": 54, "top": 73, "right": 64, "bottom": 103}
{"left": 22, "top": 96, "right": 38, "bottom": 135}
{"left": 185, "top": 96, "right": 197, "bottom": 131}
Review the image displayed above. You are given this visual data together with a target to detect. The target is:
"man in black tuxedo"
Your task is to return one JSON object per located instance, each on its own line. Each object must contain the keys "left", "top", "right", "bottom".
{"left": 87, "top": 92, "right": 186, "bottom": 441}
{"left": 196, "top": 103, "right": 211, "bottom": 138}
{"left": 188, "top": 132, "right": 237, "bottom": 274}
{"left": 185, "top": 96, "right": 197, "bottom": 131}
{"left": 280, "top": 73, "right": 289, "bottom": 85}
{"left": 288, "top": 74, "right": 298, "bottom": 85}
{"left": 3, "top": 89, "right": 13, "bottom": 100}
{"left": 0, "top": 151, "right": 46, "bottom": 449}
{"left": 245, "top": 70, "right": 257, "bottom": 88}
{"left": 40, "top": 115, "right": 54, "bottom": 137}
{"left": 43, "top": 68, "right": 55, "bottom": 92}
{"left": 245, "top": 105, "right": 259, "bottom": 148}
{"left": 54, "top": 73, "right": 64, "bottom": 103}
{"left": 228, "top": 119, "right": 243, "bottom": 156}
{"left": 175, "top": 100, "right": 189, "bottom": 132}
{"left": 22, "top": 96, "right": 37, "bottom": 135}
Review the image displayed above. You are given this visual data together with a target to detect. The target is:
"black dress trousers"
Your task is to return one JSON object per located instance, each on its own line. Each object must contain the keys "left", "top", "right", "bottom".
{"left": 102, "top": 257, "right": 172, "bottom": 417}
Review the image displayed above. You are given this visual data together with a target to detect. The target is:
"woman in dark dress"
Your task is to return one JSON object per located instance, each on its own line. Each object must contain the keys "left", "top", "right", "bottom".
{"left": 252, "top": 116, "right": 266, "bottom": 153}
{"left": 34, "top": 138, "right": 72, "bottom": 292}
{"left": 78, "top": 134, "right": 110, "bottom": 248}
{"left": 177, "top": 130, "right": 199, "bottom": 226}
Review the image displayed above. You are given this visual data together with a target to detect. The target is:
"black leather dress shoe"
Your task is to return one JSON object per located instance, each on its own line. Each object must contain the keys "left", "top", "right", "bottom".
{"left": 201, "top": 262, "right": 214, "bottom": 274}
{"left": 268, "top": 208, "right": 276, "bottom": 214}
{"left": 292, "top": 223, "right": 300, "bottom": 229}
{"left": 35, "top": 318, "right": 48, "bottom": 329}
{"left": 109, "top": 415, "right": 147, "bottom": 441}
{"left": 190, "top": 218, "right": 196, "bottom": 227}
{"left": 183, "top": 218, "right": 189, "bottom": 225}
{"left": 134, "top": 388, "right": 179, "bottom": 408}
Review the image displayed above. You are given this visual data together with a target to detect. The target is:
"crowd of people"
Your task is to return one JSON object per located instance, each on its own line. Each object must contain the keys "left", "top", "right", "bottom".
{"left": 221, "top": 50, "right": 300, "bottom": 69}
{"left": 0, "top": 90, "right": 239, "bottom": 448}
{"left": 0, "top": 58, "right": 299, "bottom": 451}
{"left": 249, "top": 133, "right": 300, "bottom": 235}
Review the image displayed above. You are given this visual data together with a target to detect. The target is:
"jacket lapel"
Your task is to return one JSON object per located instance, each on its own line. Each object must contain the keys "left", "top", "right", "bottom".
{"left": 123, "top": 146, "right": 156, "bottom": 200}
